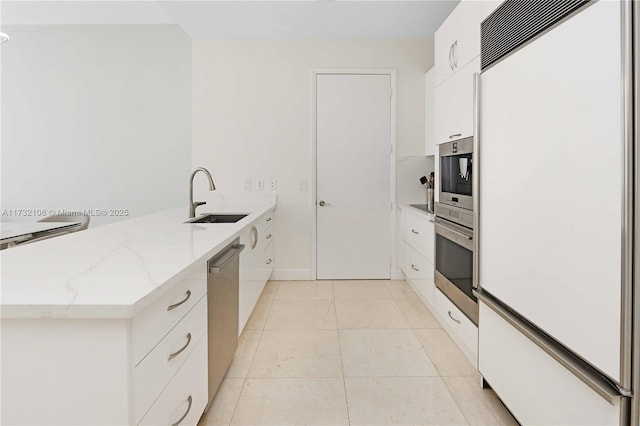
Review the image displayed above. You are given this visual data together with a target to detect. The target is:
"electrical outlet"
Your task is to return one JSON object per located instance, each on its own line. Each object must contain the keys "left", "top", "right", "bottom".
{"left": 256, "top": 178, "right": 264, "bottom": 191}
{"left": 270, "top": 179, "right": 277, "bottom": 190}
{"left": 243, "top": 178, "right": 252, "bottom": 191}
{"left": 299, "top": 179, "right": 307, "bottom": 191}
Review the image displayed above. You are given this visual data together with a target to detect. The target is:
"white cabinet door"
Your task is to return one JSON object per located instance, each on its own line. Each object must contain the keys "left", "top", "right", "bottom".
{"left": 435, "top": 56, "right": 479, "bottom": 144}
{"left": 424, "top": 69, "right": 435, "bottom": 156}
{"left": 434, "top": 1, "right": 484, "bottom": 86}
{"left": 478, "top": 0, "right": 623, "bottom": 381}
{"left": 479, "top": 302, "right": 621, "bottom": 425}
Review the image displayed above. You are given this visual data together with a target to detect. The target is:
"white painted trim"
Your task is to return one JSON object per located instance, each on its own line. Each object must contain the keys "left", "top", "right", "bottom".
{"left": 270, "top": 269, "right": 313, "bottom": 281}
{"left": 310, "top": 68, "right": 398, "bottom": 281}
{"left": 391, "top": 268, "right": 405, "bottom": 280}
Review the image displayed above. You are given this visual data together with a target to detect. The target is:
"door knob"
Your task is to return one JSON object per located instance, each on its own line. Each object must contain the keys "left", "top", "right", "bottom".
{"left": 319, "top": 201, "right": 326, "bottom": 206}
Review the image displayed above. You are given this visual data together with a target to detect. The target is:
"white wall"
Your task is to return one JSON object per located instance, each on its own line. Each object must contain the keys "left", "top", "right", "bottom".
{"left": 192, "top": 39, "right": 433, "bottom": 279}
{"left": 1, "top": 25, "right": 192, "bottom": 227}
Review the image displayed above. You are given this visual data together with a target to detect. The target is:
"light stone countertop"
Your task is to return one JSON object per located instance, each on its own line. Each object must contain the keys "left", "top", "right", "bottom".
{"left": 0, "top": 195, "right": 276, "bottom": 319}
{"left": 399, "top": 203, "right": 435, "bottom": 220}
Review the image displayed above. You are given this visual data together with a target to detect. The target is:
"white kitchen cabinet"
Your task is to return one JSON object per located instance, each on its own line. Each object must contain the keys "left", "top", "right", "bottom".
{"left": 239, "top": 208, "right": 275, "bottom": 334}
{"left": 402, "top": 208, "right": 434, "bottom": 263}
{"left": 134, "top": 296, "right": 208, "bottom": 423}
{"left": 424, "top": 69, "right": 435, "bottom": 156}
{"left": 133, "top": 277, "right": 207, "bottom": 364}
{"left": 402, "top": 242, "right": 435, "bottom": 306}
{"left": 434, "top": 0, "right": 484, "bottom": 86}
{"left": 400, "top": 205, "right": 477, "bottom": 368}
{"left": 400, "top": 206, "right": 435, "bottom": 306}
{"left": 0, "top": 263, "right": 209, "bottom": 426}
{"left": 139, "top": 335, "right": 208, "bottom": 426}
{"left": 435, "top": 56, "right": 479, "bottom": 144}
{"left": 435, "top": 289, "right": 477, "bottom": 366}
{"left": 478, "top": 301, "right": 622, "bottom": 425}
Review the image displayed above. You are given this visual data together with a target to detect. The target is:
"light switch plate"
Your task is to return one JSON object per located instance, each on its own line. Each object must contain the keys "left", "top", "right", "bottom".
{"left": 256, "top": 178, "right": 264, "bottom": 191}
{"left": 243, "top": 178, "right": 252, "bottom": 191}
{"left": 299, "top": 179, "right": 307, "bottom": 191}
{"left": 270, "top": 179, "right": 277, "bottom": 190}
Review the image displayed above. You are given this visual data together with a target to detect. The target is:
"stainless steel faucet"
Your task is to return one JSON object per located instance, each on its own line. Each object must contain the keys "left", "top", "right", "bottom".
{"left": 189, "top": 167, "right": 216, "bottom": 218}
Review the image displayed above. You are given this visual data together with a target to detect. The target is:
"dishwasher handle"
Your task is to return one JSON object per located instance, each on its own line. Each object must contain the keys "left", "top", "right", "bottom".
{"left": 209, "top": 244, "right": 245, "bottom": 273}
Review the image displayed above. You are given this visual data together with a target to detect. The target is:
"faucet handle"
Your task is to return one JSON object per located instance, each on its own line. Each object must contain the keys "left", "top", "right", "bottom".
{"left": 193, "top": 201, "right": 207, "bottom": 214}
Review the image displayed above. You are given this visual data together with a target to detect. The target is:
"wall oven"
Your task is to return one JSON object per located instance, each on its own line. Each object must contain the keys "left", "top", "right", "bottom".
{"left": 438, "top": 137, "right": 473, "bottom": 211}
{"left": 434, "top": 203, "right": 477, "bottom": 325}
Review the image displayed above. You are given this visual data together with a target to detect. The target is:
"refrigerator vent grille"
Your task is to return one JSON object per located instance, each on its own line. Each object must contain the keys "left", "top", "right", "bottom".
{"left": 481, "top": 0, "right": 591, "bottom": 70}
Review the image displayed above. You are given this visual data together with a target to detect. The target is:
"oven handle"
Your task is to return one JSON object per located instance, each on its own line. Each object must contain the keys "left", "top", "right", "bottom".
{"left": 435, "top": 222, "right": 474, "bottom": 251}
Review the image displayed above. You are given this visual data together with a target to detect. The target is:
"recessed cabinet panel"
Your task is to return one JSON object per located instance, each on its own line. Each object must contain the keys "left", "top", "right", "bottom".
{"left": 478, "top": 302, "right": 620, "bottom": 425}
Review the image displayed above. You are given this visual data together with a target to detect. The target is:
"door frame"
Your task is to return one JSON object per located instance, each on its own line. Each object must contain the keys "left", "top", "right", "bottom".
{"left": 310, "top": 68, "right": 398, "bottom": 280}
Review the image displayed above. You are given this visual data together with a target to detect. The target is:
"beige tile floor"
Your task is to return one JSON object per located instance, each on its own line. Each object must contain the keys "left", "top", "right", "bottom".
{"left": 199, "top": 280, "right": 517, "bottom": 426}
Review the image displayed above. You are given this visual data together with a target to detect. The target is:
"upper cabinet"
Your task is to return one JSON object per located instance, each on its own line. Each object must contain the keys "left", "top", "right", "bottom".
{"left": 435, "top": 57, "right": 479, "bottom": 144}
{"left": 424, "top": 68, "right": 435, "bottom": 156}
{"left": 434, "top": 1, "right": 484, "bottom": 87}
{"left": 433, "top": 0, "right": 502, "bottom": 145}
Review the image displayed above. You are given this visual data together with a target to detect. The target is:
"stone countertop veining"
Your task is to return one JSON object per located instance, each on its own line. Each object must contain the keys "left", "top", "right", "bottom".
{"left": 0, "top": 196, "right": 276, "bottom": 319}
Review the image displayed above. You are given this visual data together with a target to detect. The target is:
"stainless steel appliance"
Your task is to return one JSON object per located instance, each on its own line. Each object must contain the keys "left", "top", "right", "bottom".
{"left": 438, "top": 137, "right": 473, "bottom": 211}
{"left": 205, "top": 238, "right": 244, "bottom": 410}
{"left": 434, "top": 202, "right": 477, "bottom": 325}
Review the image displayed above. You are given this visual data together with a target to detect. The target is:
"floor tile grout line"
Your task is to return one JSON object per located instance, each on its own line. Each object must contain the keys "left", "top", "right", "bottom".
{"left": 226, "top": 377, "right": 248, "bottom": 426}
{"left": 332, "top": 289, "right": 352, "bottom": 426}
{"left": 440, "top": 376, "right": 475, "bottom": 426}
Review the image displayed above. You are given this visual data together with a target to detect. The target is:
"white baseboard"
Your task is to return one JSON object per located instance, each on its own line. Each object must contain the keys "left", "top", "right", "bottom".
{"left": 271, "top": 268, "right": 404, "bottom": 281}
{"left": 270, "top": 269, "right": 312, "bottom": 281}
{"left": 390, "top": 268, "right": 405, "bottom": 280}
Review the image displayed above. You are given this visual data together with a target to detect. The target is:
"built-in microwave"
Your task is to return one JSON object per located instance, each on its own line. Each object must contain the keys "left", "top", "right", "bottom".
{"left": 438, "top": 137, "right": 473, "bottom": 211}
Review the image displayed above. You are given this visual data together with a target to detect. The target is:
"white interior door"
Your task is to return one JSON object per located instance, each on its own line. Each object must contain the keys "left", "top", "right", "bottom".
{"left": 316, "top": 73, "right": 392, "bottom": 280}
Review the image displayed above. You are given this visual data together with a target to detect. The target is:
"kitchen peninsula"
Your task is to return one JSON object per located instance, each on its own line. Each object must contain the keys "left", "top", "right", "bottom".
{"left": 0, "top": 195, "right": 276, "bottom": 425}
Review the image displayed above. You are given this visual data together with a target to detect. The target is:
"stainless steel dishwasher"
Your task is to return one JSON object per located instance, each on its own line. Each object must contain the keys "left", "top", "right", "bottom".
{"left": 205, "top": 238, "right": 244, "bottom": 411}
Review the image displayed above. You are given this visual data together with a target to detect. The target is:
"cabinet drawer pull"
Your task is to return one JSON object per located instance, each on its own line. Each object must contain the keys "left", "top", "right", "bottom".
{"left": 449, "top": 44, "right": 454, "bottom": 70}
{"left": 266, "top": 234, "right": 272, "bottom": 239}
{"left": 411, "top": 229, "right": 419, "bottom": 235}
{"left": 449, "top": 133, "right": 462, "bottom": 139}
{"left": 171, "top": 395, "right": 193, "bottom": 426}
{"left": 250, "top": 225, "right": 258, "bottom": 249}
{"left": 168, "top": 333, "right": 192, "bottom": 361}
{"left": 266, "top": 217, "right": 272, "bottom": 222}
{"left": 448, "top": 310, "right": 461, "bottom": 324}
{"left": 167, "top": 290, "right": 191, "bottom": 312}
{"left": 266, "top": 259, "right": 273, "bottom": 265}
{"left": 453, "top": 40, "right": 458, "bottom": 68}
{"left": 411, "top": 264, "right": 420, "bottom": 272}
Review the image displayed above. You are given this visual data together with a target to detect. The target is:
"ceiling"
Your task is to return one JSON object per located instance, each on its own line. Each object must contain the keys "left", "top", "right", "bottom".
{"left": 1, "top": 1, "right": 459, "bottom": 39}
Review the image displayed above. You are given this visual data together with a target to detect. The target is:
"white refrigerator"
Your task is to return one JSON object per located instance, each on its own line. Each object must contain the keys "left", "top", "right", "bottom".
{"left": 475, "top": 0, "right": 637, "bottom": 424}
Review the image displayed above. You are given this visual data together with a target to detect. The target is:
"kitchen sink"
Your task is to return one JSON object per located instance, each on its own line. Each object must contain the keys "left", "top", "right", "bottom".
{"left": 186, "top": 214, "right": 249, "bottom": 224}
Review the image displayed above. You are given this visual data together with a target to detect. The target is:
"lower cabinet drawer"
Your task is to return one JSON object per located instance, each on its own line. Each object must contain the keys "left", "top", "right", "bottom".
{"left": 478, "top": 302, "right": 621, "bottom": 425}
{"left": 402, "top": 210, "right": 434, "bottom": 263}
{"left": 139, "top": 334, "right": 208, "bottom": 426}
{"left": 264, "top": 239, "right": 274, "bottom": 271}
{"left": 135, "top": 296, "right": 208, "bottom": 423}
{"left": 402, "top": 243, "right": 435, "bottom": 305}
{"left": 133, "top": 278, "right": 207, "bottom": 364}
{"left": 435, "top": 289, "right": 478, "bottom": 363}
{"left": 402, "top": 242, "right": 432, "bottom": 280}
